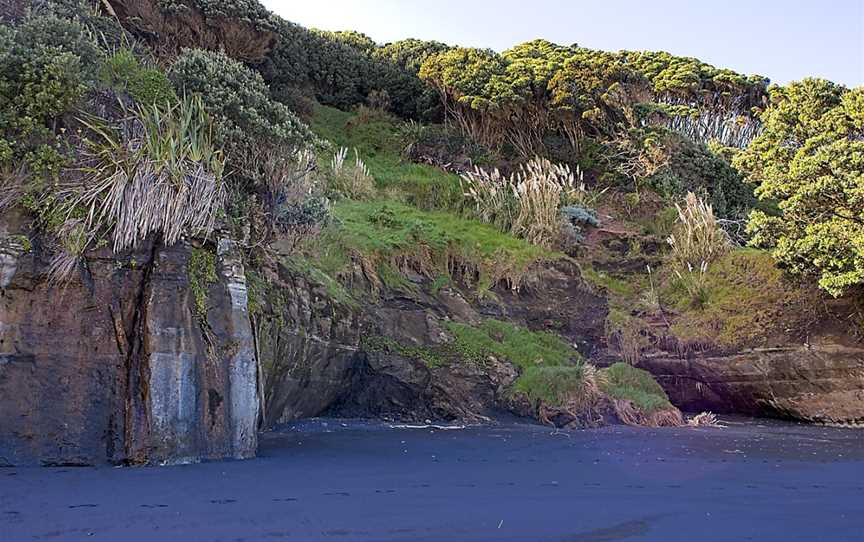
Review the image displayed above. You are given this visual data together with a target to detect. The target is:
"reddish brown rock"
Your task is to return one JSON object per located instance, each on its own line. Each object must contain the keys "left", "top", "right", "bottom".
{"left": 0, "top": 212, "right": 258, "bottom": 466}
{"left": 641, "top": 344, "right": 864, "bottom": 424}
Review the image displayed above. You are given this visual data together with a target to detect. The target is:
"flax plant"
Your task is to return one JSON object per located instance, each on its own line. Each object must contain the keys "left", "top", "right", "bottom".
{"left": 50, "top": 96, "right": 226, "bottom": 281}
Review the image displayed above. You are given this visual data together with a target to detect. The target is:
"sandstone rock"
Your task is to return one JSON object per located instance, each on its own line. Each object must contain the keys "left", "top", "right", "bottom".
{"left": 0, "top": 215, "right": 258, "bottom": 466}
{"left": 641, "top": 344, "right": 864, "bottom": 424}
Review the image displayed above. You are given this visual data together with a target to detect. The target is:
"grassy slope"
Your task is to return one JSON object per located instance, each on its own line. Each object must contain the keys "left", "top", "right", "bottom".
{"left": 297, "top": 105, "right": 560, "bottom": 295}
{"left": 310, "top": 105, "right": 462, "bottom": 210}
{"left": 303, "top": 104, "right": 675, "bottom": 418}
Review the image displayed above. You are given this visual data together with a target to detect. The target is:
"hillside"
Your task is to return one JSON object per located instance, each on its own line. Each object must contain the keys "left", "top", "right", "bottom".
{"left": 0, "top": 0, "right": 862, "bottom": 466}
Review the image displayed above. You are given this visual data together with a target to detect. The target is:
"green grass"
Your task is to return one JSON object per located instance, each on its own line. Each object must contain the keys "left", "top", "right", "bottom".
{"left": 310, "top": 105, "right": 462, "bottom": 210}
{"left": 306, "top": 199, "right": 556, "bottom": 293}
{"left": 599, "top": 362, "right": 672, "bottom": 413}
{"left": 446, "top": 319, "right": 587, "bottom": 406}
{"left": 664, "top": 249, "right": 814, "bottom": 348}
{"left": 446, "top": 319, "right": 581, "bottom": 369}
{"left": 513, "top": 365, "right": 586, "bottom": 408}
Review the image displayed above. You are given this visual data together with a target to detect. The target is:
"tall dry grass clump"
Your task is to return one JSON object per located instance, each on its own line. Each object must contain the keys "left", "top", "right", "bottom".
{"left": 460, "top": 157, "right": 585, "bottom": 248}
{"left": 667, "top": 192, "right": 731, "bottom": 268}
{"left": 328, "top": 147, "right": 376, "bottom": 200}
{"left": 666, "top": 192, "right": 731, "bottom": 303}
{"left": 458, "top": 165, "right": 516, "bottom": 231}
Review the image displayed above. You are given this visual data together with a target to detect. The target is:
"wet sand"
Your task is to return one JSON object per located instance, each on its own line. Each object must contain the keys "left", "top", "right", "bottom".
{"left": 1, "top": 417, "right": 863, "bottom": 541}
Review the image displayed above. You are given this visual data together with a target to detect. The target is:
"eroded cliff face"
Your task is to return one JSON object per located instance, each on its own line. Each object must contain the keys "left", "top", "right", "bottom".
{"left": 255, "top": 258, "right": 608, "bottom": 428}
{"left": 254, "top": 247, "right": 864, "bottom": 429}
{"left": 0, "top": 211, "right": 258, "bottom": 466}
{"left": 641, "top": 344, "right": 864, "bottom": 424}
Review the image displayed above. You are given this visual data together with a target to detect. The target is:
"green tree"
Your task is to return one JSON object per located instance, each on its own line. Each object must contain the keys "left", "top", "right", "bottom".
{"left": 735, "top": 79, "right": 864, "bottom": 296}
{"left": 0, "top": 13, "right": 102, "bottom": 175}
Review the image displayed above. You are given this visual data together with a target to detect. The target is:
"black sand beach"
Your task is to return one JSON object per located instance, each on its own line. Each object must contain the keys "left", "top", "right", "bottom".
{"left": 2, "top": 418, "right": 863, "bottom": 541}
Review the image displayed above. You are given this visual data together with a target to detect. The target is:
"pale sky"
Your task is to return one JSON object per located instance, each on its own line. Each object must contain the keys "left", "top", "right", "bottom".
{"left": 260, "top": 0, "right": 864, "bottom": 87}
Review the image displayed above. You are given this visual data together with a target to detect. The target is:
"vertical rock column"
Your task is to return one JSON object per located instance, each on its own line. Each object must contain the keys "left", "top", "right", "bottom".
{"left": 216, "top": 238, "right": 258, "bottom": 459}
{"left": 137, "top": 239, "right": 258, "bottom": 464}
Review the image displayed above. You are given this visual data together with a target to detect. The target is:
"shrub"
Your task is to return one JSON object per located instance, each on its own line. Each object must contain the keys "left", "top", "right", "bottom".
{"left": 267, "top": 148, "right": 331, "bottom": 246}
{"left": 0, "top": 13, "right": 102, "bottom": 174}
{"left": 735, "top": 80, "right": 864, "bottom": 297}
{"left": 100, "top": 48, "right": 177, "bottom": 106}
{"left": 168, "top": 48, "right": 315, "bottom": 183}
{"left": 561, "top": 204, "right": 600, "bottom": 245}
{"left": 647, "top": 135, "right": 754, "bottom": 219}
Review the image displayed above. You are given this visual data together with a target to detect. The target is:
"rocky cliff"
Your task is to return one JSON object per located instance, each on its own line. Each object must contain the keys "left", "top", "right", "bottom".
{"left": 0, "top": 211, "right": 258, "bottom": 466}
{"left": 2, "top": 204, "right": 862, "bottom": 468}
{"left": 254, "top": 257, "right": 609, "bottom": 426}
{"left": 642, "top": 344, "right": 864, "bottom": 424}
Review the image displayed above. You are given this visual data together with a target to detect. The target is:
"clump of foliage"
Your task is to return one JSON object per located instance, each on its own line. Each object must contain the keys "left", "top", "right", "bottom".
{"left": 168, "top": 48, "right": 322, "bottom": 248}
{"left": 734, "top": 79, "right": 864, "bottom": 297}
{"left": 667, "top": 193, "right": 731, "bottom": 266}
{"left": 0, "top": 13, "right": 102, "bottom": 176}
{"left": 168, "top": 48, "right": 315, "bottom": 182}
{"left": 419, "top": 41, "right": 767, "bottom": 156}
{"left": 665, "top": 192, "right": 731, "bottom": 306}
{"left": 647, "top": 135, "right": 754, "bottom": 220}
{"left": 188, "top": 246, "right": 217, "bottom": 321}
{"left": 111, "top": 0, "right": 279, "bottom": 61}
{"left": 460, "top": 157, "right": 591, "bottom": 248}
{"left": 599, "top": 363, "right": 672, "bottom": 413}
{"left": 269, "top": 149, "right": 331, "bottom": 245}
{"left": 100, "top": 48, "right": 177, "bottom": 105}
{"left": 259, "top": 20, "right": 438, "bottom": 120}
{"left": 69, "top": 96, "right": 226, "bottom": 254}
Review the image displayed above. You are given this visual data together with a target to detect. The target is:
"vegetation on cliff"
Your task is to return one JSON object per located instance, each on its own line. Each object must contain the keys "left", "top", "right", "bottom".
{"left": 2, "top": 0, "right": 861, "bottom": 430}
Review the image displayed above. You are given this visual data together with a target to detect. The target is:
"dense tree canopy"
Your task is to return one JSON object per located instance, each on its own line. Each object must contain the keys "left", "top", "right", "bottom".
{"left": 418, "top": 41, "right": 769, "bottom": 155}
{"left": 735, "top": 79, "right": 864, "bottom": 296}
